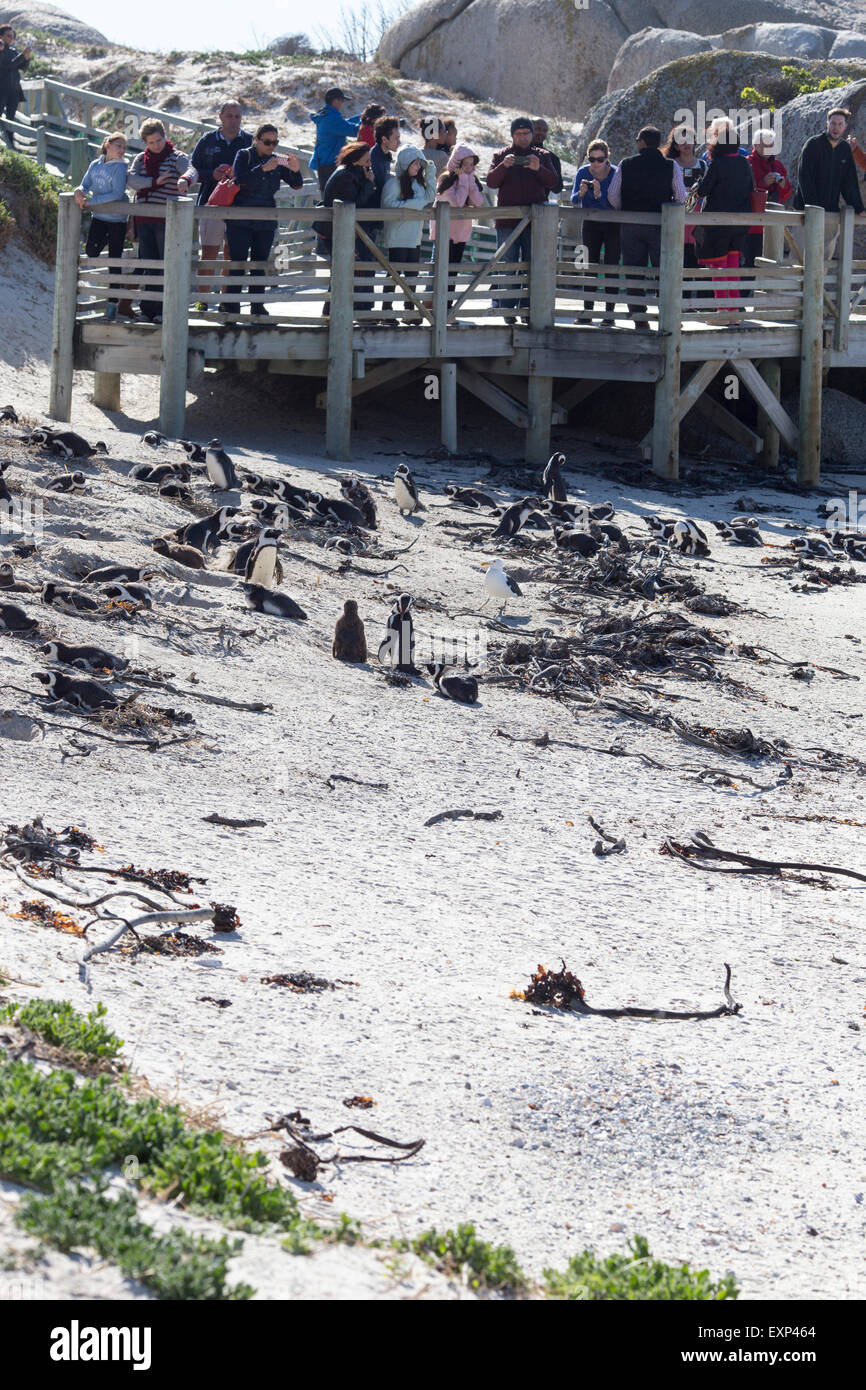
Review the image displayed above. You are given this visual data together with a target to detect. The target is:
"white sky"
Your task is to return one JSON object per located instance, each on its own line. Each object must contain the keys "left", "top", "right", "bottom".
{"left": 44, "top": 1, "right": 352, "bottom": 53}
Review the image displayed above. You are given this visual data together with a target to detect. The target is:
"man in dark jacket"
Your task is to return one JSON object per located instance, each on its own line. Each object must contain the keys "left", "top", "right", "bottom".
{"left": 486, "top": 116, "right": 558, "bottom": 322}
{"left": 0, "top": 26, "right": 31, "bottom": 148}
{"left": 794, "top": 108, "right": 865, "bottom": 260}
{"left": 533, "top": 120, "right": 564, "bottom": 199}
{"left": 607, "top": 126, "right": 686, "bottom": 327}
{"left": 190, "top": 99, "right": 252, "bottom": 287}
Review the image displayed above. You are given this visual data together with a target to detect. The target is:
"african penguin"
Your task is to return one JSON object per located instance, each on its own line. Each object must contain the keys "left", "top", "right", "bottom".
{"left": 81, "top": 564, "right": 144, "bottom": 585}
{"left": 378, "top": 594, "right": 416, "bottom": 671}
{"left": 273, "top": 479, "right": 315, "bottom": 508}
{"left": 158, "top": 482, "right": 193, "bottom": 502}
{"left": 554, "top": 527, "right": 600, "bottom": 557}
{"left": 492, "top": 496, "right": 543, "bottom": 542}
{"left": 587, "top": 500, "right": 615, "bottom": 522}
{"left": 41, "top": 640, "right": 128, "bottom": 673}
{"left": 101, "top": 583, "right": 152, "bottom": 609}
{"left": 1, "top": 405, "right": 19, "bottom": 422}
{"left": 251, "top": 496, "right": 304, "bottom": 525}
{"left": 244, "top": 529, "right": 281, "bottom": 588}
{"left": 791, "top": 537, "right": 835, "bottom": 560}
{"left": 242, "top": 473, "right": 277, "bottom": 497}
{"left": 140, "top": 430, "right": 169, "bottom": 446}
{"left": 542, "top": 452, "right": 567, "bottom": 502}
{"left": 0, "top": 601, "right": 39, "bottom": 632}
{"left": 242, "top": 583, "right": 307, "bottom": 620}
{"left": 332, "top": 599, "right": 368, "bottom": 662}
{"left": 151, "top": 537, "right": 206, "bottom": 569}
{"left": 45, "top": 471, "right": 87, "bottom": 494}
{"left": 0, "top": 563, "right": 39, "bottom": 593}
{"left": 178, "top": 439, "right": 207, "bottom": 463}
{"left": 178, "top": 506, "right": 240, "bottom": 554}
{"left": 34, "top": 669, "right": 118, "bottom": 710}
{"left": 393, "top": 463, "right": 423, "bottom": 515}
{"left": 443, "top": 486, "right": 497, "bottom": 510}
{"left": 714, "top": 522, "right": 764, "bottom": 547}
{"left": 44, "top": 431, "right": 107, "bottom": 458}
{"left": 427, "top": 662, "right": 479, "bottom": 705}
{"left": 205, "top": 439, "right": 240, "bottom": 491}
{"left": 308, "top": 493, "right": 367, "bottom": 529}
{"left": 40, "top": 582, "right": 99, "bottom": 614}
{"left": 340, "top": 477, "right": 377, "bottom": 529}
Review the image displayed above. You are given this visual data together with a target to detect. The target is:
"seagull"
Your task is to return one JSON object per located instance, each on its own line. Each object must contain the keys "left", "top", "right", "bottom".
{"left": 480, "top": 557, "right": 522, "bottom": 614}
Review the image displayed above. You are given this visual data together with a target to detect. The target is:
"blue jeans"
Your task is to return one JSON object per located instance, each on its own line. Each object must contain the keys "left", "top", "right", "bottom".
{"left": 136, "top": 220, "right": 165, "bottom": 321}
{"left": 494, "top": 222, "right": 532, "bottom": 313}
{"left": 223, "top": 220, "right": 277, "bottom": 315}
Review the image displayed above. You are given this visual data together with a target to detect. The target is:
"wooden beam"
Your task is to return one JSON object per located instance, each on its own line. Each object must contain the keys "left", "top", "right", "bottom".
{"left": 798, "top": 205, "right": 824, "bottom": 485}
{"left": 487, "top": 375, "right": 567, "bottom": 423}
{"left": 639, "top": 358, "right": 724, "bottom": 457}
{"left": 92, "top": 371, "right": 120, "bottom": 411}
{"left": 525, "top": 202, "right": 558, "bottom": 464}
{"left": 441, "top": 361, "right": 457, "bottom": 453}
{"left": 325, "top": 200, "right": 355, "bottom": 461}
{"left": 757, "top": 359, "right": 782, "bottom": 469}
{"left": 833, "top": 205, "right": 854, "bottom": 353}
{"left": 316, "top": 357, "right": 428, "bottom": 408}
{"left": 651, "top": 201, "right": 685, "bottom": 479}
{"left": 730, "top": 357, "right": 798, "bottom": 452}
{"left": 431, "top": 201, "right": 450, "bottom": 358}
{"left": 159, "top": 196, "right": 194, "bottom": 437}
{"left": 693, "top": 395, "right": 764, "bottom": 454}
{"left": 456, "top": 367, "right": 530, "bottom": 428}
{"left": 555, "top": 379, "right": 604, "bottom": 412}
{"left": 49, "top": 193, "right": 82, "bottom": 422}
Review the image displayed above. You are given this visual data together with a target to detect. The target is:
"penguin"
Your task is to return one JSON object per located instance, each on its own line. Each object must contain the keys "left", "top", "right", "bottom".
{"left": 244, "top": 528, "right": 282, "bottom": 588}
{"left": 178, "top": 506, "right": 240, "bottom": 554}
{"left": 791, "top": 537, "right": 835, "bottom": 560}
{"left": 308, "top": 493, "right": 368, "bottom": 529}
{"left": 205, "top": 439, "right": 240, "bottom": 491}
{"left": 41, "top": 582, "right": 100, "bottom": 614}
{"left": 45, "top": 471, "right": 87, "bottom": 494}
{"left": 1, "top": 405, "right": 19, "bottom": 422}
{"left": 101, "top": 582, "right": 152, "bottom": 609}
{"left": 730, "top": 516, "right": 759, "bottom": 529}
{"left": 443, "top": 486, "right": 497, "bottom": 510}
{"left": 242, "top": 473, "right": 277, "bottom": 497}
{"left": 140, "top": 430, "right": 169, "bottom": 446}
{"left": 136, "top": 462, "right": 191, "bottom": 486}
{"left": 81, "top": 564, "right": 144, "bottom": 584}
{"left": 0, "top": 563, "right": 39, "bottom": 593}
{"left": 378, "top": 594, "right": 416, "bottom": 671}
{"left": 340, "top": 477, "right": 377, "bottom": 529}
{"left": 592, "top": 521, "right": 630, "bottom": 552}
{"left": 130, "top": 462, "right": 158, "bottom": 481}
{"left": 480, "top": 558, "right": 521, "bottom": 613}
{"left": 542, "top": 452, "right": 567, "bottom": 502}
{"left": 151, "top": 537, "right": 206, "bottom": 569}
{"left": 34, "top": 669, "right": 118, "bottom": 710}
{"left": 540, "top": 499, "right": 586, "bottom": 527}
{"left": 242, "top": 583, "right": 307, "bottom": 620}
{"left": 844, "top": 537, "right": 866, "bottom": 561}
{"left": 819, "top": 529, "right": 846, "bottom": 550}
{"left": 158, "top": 481, "right": 194, "bottom": 502}
{"left": 0, "top": 469, "right": 12, "bottom": 506}
{"left": 644, "top": 515, "right": 676, "bottom": 541}
{"left": 41, "top": 639, "right": 128, "bottom": 673}
{"left": 178, "top": 439, "right": 207, "bottom": 463}
{"left": 0, "top": 601, "right": 39, "bottom": 632}
{"left": 713, "top": 522, "right": 764, "bottom": 547}
{"left": 251, "top": 496, "right": 304, "bottom": 525}
{"left": 324, "top": 536, "right": 356, "bottom": 555}
{"left": 586, "top": 500, "right": 614, "bottom": 522}
{"left": 491, "top": 496, "right": 542, "bottom": 542}
{"left": 44, "top": 431, "right": 107, "bottom": 458}
{"left": 427, "top": 662, "right": 479, "bottom": 705}
{"left": 394, "top": 463, "right": 423, "bottom": 515}
{"left": 672, "top": 519, "right": 710, "bottom": 556}
{"left": 332, "top": 599, "right": 368, "bottom": 662}
{"left": 554, "top": 526, "right": 600, "bottom": 558}
{"left": 273, "top": 479, "right": 315, "bottom": 508}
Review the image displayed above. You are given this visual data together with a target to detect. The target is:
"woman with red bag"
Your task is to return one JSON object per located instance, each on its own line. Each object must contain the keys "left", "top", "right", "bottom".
{"left": 128, "top": 119, "right": 197, "bottom": 323}
{"left": 693, "top": 119, "right": 754, "bottom": 319}
{"left": 745, "top": 129, "right": 792, "bottom": 271}
{"left": 221, "top": 124, "right": 302, "bottom": 317}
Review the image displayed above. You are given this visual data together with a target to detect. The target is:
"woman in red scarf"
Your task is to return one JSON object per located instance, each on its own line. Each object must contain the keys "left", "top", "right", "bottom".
{"left": 127, "top": 119, "right": 197, "bottom": 322}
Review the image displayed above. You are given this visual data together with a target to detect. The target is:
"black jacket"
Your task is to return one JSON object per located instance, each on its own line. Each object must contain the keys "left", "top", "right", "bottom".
{"left": 694, "top": 149, "right": 754, "bottom": 258}
{"left": 322, "top": 163, "right": 378, "bottom": 209}
{"left": 619, "top": 148, "right": 678, "bottom": 213}
{"left": 231, "top": 147, "right": 303, "bottom": 208}
{"left": 0, "top": 42, "right": 29, "bottom": 100}
{"left": 794, "top": 133, "right": 864, "bottom": 213}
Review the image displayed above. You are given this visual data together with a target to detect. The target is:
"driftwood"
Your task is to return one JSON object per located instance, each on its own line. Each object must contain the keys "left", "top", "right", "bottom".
{"left": 517, "top": 960, "right": 741, "bottom": 1021}
{"left": 424, "top": 807, "right": 504, "bottom": 828}
{"left": 124, "top": 673, "right": 273, "bottom": 714}
{"left": 270, "top": 1114, "right": 425, "bottom": 1180}
{"left": 662, "top": 831, "right": 866, "bottom": 883}
{"left": 202, "top": 813, "right": 267, "bottom": 828}
{"left": 325, "top": 773, "right": 389, "bottom": 792}
{"left": 80, "top": 906, "right": 218, "bottom": 980}
{"left": 587, "top": 815, "right": 626, "bottom": 857}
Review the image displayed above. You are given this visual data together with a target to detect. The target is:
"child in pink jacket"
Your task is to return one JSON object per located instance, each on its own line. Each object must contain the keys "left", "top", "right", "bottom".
{"left": 431, "top": 143, "right": 485, "bottom": 262}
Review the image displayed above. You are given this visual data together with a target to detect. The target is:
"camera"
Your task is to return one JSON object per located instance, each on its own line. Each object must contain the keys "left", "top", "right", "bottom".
{"left": 512, "top": 154, "right": 532, "bottom": 166}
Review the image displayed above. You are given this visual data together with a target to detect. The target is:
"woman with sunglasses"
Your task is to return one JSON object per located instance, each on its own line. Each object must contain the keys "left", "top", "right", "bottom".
{"left": 570, "top": 139, "right": 619, "bottom": 325}
{"left": 74, "top": 131, "right": 131, "bottom": 321}
{"left": 222, "top": 124, "right": 302, "bottom": 316}
{"left": 662, "top": 126, "right": 706, "bottom": 299}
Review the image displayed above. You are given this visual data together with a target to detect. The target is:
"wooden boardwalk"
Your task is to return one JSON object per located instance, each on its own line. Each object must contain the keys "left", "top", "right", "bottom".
{"left": 49, "top": 194, "right": 866, "bottom": 482}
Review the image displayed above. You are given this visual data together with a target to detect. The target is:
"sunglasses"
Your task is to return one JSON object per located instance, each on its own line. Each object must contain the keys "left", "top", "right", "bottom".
{"left": 259, "top": 138, "right": 278, "bottom": 147}
{"left": 588, "top": 156, "right": 606, "bottom": 163}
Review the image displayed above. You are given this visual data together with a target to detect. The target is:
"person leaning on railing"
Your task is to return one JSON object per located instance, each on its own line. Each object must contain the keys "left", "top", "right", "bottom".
{"left": 745, "top": 128, "right": 792, "bottom": 273}
{"left": 432, "top": 143, "right": 485, "bottom": 266}
{"left": 220, "top": 125, "right": 302, "bottom": 318}
{"left": 317, "top": 141, "right": 379, "bottom": 318}
{"left": 693, "top": 120, "right": 754, "bottom": 320}
{"left": 486, "top": 116, "right": 559, "bottom": 325}
{"left": 189, "top": 98, "right": 252, "bottom": 293}
{"left": 661, "top": 126, "right": 706, "bottom": 300}
{"left": 0, "top": 24, "right": 31, "bottom": 149}
{"left": 127, "top": 119, "right": 198, "bottom": 324}
{"left": 380, "top": 144, "right": 437, "bottom": 323}
{"left": 74, "top": 131, "right": 131, "bottom": 321}
{"left": 571, "top": 138, "right": 619, "bottom": 325}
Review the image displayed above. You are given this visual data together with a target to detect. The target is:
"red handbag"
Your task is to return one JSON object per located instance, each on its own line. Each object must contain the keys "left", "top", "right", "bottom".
{"left": 207, "top": 179, "right": 239, "bottom": 207}
{"left": 750, "top": 187, "right": 768, "bottom": 215}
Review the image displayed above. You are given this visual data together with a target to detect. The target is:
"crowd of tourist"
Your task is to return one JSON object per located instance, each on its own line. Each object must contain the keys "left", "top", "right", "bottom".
{"left": 58, "top": 67, "right": 866, "bottom": 326}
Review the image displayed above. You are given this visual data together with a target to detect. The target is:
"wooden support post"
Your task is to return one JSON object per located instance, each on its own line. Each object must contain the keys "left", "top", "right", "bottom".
{"left": 798, "top": 204, "right": 824, "bottom": 486}
{"left": 441, "top": 361, "right": 457, "bottom": 453}
{"left": 158, "top": 197, "right": 194, "bottom": 437}
{"left": 525, "top": 202, "right": 558, "bottom": 464}
{"left": 833, "top": 205, "right": 854, "bottom": 353}
{"left": 49, "top": 192, "right": 82, "bottom": 422}
{"left": 67, "top": 134, "right": 89, "bottom": 187}
{"left": 731, "top": 357, "right": 799, "bottom": 453}
{"left": 651, "top": 201, "right": 685, "bottom": 479}
{"left": 431, "top": 201, "right": 450, "bottom": 358}
{"left": 757, "top": 360, "right": 782, "bottom": 468}
{"left": 93, "top": 372, "right": 120, "bottom": 411}
{"left": 326, "top": 200, "right": 355, "bottom": 461}
{"left": 35, "top": 123, "right": 46, "bottom": 165}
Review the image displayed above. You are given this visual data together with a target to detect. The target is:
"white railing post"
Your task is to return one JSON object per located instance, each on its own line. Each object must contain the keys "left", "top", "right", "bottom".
{"left": 525, "top": 201, "right": 558, "bottom": 464}
{"left": 834, "top": 205, "right": 854, "bottom": 353}
{"left": 49, "top": 192, "right": 82, "bottom": 421}
{"left": 431, "top": 200, "right": 451, "bottom": 357}
{"left": 326, "top": 201, "right": 355, "bottom": 461}
{"left": 798, "top": 205, "right": 824, "bottom": 486}
{"left": 159, "top": 198, "right": 194, "bottom": 437}
{"left": 651, "top": 201, "right": 685, "bottom": 480}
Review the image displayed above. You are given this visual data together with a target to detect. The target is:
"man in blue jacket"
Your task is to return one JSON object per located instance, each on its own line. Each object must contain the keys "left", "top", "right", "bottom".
{"left": 310, "top": 87, "right": 361, "bottom": 192}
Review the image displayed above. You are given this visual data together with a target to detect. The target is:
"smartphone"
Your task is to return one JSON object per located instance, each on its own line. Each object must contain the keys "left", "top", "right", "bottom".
{"left": 512, "top": 154, "right": 532, "bottom": 166}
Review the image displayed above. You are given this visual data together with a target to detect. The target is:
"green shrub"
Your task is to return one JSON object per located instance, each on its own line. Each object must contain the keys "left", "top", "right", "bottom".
{"left": 742, "top": 65, "right": 846, "bottom": 111}
{"left": 0, "top": 149, "right": 65, "bottom": 261}
{"left": 0, "top": 199, "right": 14, "bottom": 251}
{"left": 124, "top": 75, "right": 149, "bottom": 103}
{"left": 1, "top": 999, "right": 123, "bottom": 1063}
{"left": 16, "top": 1184, "right": 253, "bottom": 1299}
{"left": 411, "top": 1223, "right": 528, "bottom": 1295}
{"left": 543, "top": 1234, "right": 739, "bottom": 1301}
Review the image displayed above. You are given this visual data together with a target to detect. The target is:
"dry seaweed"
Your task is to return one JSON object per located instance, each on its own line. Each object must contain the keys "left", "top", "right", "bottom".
{"left": 10, "top": 899, "right": 85, "bottom": 935}
{"left": 513, "top": 960, "right": 741, "bottom": 1021}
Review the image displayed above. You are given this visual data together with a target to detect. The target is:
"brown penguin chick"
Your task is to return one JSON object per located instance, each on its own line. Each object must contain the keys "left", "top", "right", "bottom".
{"left": 332, "top": 599, "right": 367, "bottom": 663}
{"left": 151, "top": 536, "right": 206, "bottom": 569}
{"left": 0, "top": 562, "right": 40, "bottom": 593}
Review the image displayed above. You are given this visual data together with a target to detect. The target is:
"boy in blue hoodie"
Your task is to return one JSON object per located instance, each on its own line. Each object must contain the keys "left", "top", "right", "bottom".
{"left": 309, "top": 87, "right": 361, "bottom": 192}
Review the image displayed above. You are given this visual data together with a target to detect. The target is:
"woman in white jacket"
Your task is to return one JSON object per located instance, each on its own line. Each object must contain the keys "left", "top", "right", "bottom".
{"left": 380, "top": 144, "right": 437, "bottom": 321}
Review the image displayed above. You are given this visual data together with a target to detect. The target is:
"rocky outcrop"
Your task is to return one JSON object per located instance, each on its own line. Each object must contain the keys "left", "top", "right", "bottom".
{"left": 582, "top": 53, "right": 866, "bottom": 156}
{"left": 785, "top": 386, "right": 866, "bottom": 466}
{"left": 608, "top": 30, "right": 712, "bottom": 95}
{"left": 773, "top": 78, "right": 866, "bottom": 184}
{"left": 379, "top": 1, "right": 866, "bottom": 115}
{"left": 0, "top": 3, "right": 110, "bottom": 46}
